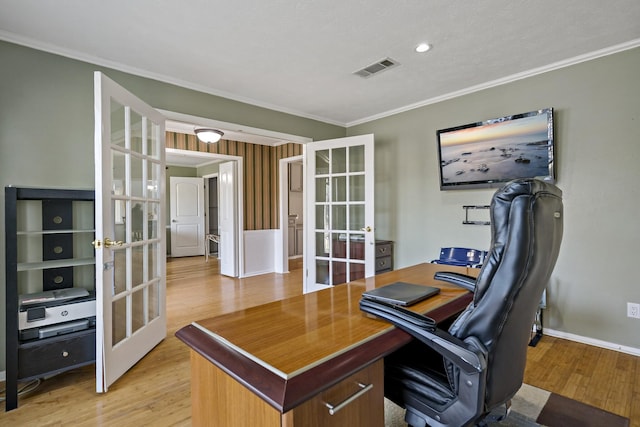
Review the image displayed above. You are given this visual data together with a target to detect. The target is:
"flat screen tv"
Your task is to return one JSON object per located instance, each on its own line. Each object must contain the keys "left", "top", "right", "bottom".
{"left": 436, "top": 108, "right": 555, "bottom": 190}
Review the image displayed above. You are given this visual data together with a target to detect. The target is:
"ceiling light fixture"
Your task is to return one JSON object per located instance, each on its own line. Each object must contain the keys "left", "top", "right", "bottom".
{"left": 194, "top": 128, "right": 224, "bottom": 143}
{"left": 415, "top": 43, "right": 431, "bottom": 53}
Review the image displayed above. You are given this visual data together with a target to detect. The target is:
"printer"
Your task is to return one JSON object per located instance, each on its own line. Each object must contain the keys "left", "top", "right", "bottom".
{"left": 18, "top": 287, "right": 96, "bottom": 341}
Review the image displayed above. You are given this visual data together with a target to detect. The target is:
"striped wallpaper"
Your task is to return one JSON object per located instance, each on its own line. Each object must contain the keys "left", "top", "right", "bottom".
{"left": 166, "top": 132, "right": 303, "bottom": 230}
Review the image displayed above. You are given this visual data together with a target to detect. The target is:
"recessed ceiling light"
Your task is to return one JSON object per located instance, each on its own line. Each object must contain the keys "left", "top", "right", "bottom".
{"left": 415, "top": 43, "right": 431, "bottom": 53}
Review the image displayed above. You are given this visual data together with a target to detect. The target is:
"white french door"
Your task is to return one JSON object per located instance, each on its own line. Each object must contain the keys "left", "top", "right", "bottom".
{"left": 94, "top": 71, "right": 166, "bottom": 392}
{"left": 304, "top": 134, "right": 375, "bottom": 293}
{"left": 169, "top": 176, "right": 205, "bottom": 257}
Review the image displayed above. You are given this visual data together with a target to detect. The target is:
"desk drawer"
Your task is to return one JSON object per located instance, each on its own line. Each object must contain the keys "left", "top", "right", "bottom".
{"left": 285, "top": 359, "right": 384, "bottom": 426}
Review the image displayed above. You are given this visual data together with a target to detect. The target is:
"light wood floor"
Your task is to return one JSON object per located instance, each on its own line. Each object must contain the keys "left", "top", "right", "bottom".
{"left": 1, "top": 256, "right": 638, "bottom": 425}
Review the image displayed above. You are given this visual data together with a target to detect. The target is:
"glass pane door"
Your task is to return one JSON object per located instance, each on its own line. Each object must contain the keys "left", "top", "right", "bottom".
{"left": 305, "top": 135, "right": 374, "bottom": 293}
{"left": 94, "top": 72, "right": 166, "bottom": 392}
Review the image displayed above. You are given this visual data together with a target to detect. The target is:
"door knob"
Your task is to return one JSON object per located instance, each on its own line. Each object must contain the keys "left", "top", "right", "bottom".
{"left": 92, "top": 238, "right": 124, "bottom": 249}
{"left": 360, "top": 226, "right": 372, "bottom": 232}
{"left": 104, "top": 238, "right": 124, "bottom": 248}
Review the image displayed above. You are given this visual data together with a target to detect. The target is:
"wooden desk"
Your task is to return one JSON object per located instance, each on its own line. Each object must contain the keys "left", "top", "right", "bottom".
{"left": 176, "top": 263, "right": 476, "bottom": 426}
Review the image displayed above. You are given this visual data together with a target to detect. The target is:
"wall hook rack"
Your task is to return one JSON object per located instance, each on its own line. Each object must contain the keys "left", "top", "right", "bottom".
{"left": 463, "top": 205, "right": 490, "bottom": 225}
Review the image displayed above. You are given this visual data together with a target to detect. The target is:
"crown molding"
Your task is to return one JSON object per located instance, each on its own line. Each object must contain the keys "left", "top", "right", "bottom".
{"left": 347, "top": 39, "right": 640, "bottom": 127}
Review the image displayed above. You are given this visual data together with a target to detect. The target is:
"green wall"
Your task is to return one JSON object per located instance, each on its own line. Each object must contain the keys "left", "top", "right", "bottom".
{"left": 197, "top": 163, "right": 221, "bottom": 177}
{"left": 0, "top": 40, "right": 345, "bottom": 372}
{"left": 349, "top": 47, "right": 640, "bottom": 350}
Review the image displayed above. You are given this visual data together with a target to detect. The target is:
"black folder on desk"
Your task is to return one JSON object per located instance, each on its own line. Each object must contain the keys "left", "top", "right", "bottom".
{"left": 361, "top": 282, "right": 440, "bottom": 306}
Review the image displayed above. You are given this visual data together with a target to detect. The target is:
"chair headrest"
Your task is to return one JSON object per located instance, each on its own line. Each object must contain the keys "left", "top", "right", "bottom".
{"left": 473, "top": 178, "right": 562, "bottom": 302}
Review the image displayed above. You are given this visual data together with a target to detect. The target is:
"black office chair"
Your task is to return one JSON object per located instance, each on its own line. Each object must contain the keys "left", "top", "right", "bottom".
{"left": 360, "top": 178, "right": 563, "bottom": 427}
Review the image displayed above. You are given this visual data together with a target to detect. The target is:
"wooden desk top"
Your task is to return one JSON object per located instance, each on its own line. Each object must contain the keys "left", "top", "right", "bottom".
{"left": 176, "top": 262, "right": 476, "bottom": 412}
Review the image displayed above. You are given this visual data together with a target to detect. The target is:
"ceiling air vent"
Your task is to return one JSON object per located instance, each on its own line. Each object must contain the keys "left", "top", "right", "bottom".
{"left": 353, "top": 57, "right": 399, "bottom": 78}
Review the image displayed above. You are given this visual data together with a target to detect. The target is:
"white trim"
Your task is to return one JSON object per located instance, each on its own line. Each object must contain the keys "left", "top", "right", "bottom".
{"left": 190, "top": 320, "right": 393, "bottom": 380}
{"left": 166, "top": 147, "right": 224, "bottom": 168}
{"left": 0, "top": 370, "right": 5, "bottom": 382}
{"left": 544, "top": 328, "right": 640, "bottom": 357}
{"left": 347, "top": 38, "right": 640, "bottom": 127}
{"left": 164, "top": 115, "right": 312, "bottom": 147}
{"left": 159, "top": 110, "right": 313, "bottom": 145}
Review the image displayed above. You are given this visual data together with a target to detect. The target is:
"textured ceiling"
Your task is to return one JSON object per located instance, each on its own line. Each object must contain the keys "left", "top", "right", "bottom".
{"left": 1, "top": 0, "right": 639, "bottom": 127}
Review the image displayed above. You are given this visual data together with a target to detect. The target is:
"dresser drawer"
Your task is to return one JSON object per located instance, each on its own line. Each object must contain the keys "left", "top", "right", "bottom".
{"left": 375, "top": 255, "right": 392, "bottom": 272}
{"left": 18, "top": 328, "right": 95, "bottom": 379}
{"left": 375, "top": 243, "right": 392, "bottom": 257}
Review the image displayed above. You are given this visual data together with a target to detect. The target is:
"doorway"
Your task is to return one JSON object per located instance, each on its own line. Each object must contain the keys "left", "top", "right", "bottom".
{"left": 205, "top": 174, "right": 219, "bottom": 258}
{"left": 161, "top": 109, "right": 313, "bottom": 278}
{"left": 165, "top": 148, "right": 243, "bottom": 276}
{"left": 277, "top": 155, "right": 304, "bottom": 273}
{"left": 169, "top": 176, "right": 205, "bottom": 257}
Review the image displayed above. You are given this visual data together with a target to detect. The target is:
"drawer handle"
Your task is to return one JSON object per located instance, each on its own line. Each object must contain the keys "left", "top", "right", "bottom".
{"left": 324, "top": 382, "right": 373, "bottom": 415}
{"left": 379, "top": 247, "right": 386, "bottom": 253}
{"left": 62, "top": 351, "right": 69, "bottom": 358}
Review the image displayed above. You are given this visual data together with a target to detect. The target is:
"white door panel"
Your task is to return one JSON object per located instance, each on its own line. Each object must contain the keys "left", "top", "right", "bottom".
{"left": 170, "top": 177, "right": 205, "bottom": 257}
{"left": 94, "top": 71, "right": 166, "bottom": 392}
{"left": 175, "top": 224, "right": 199, "bottom": 245}
{"left": 219, "top": 161, "right": 239, "bottom": 277}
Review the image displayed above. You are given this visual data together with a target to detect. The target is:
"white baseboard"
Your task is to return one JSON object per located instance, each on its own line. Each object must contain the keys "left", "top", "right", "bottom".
{"left": 544, "top": 328, "right": 640, "bottom": 357}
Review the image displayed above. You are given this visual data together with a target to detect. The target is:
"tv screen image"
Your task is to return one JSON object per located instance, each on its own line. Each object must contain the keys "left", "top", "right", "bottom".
{"left": 437, "top": 108, "right": 554, "bottom": 190}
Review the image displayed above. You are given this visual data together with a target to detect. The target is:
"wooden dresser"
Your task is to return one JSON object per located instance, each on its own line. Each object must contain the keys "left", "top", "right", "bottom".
{"left": 375, "top": 240, "right": 393, "bottom": 274}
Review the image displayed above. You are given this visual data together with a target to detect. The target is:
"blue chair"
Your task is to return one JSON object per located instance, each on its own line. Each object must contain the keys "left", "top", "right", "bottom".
{"left": 431, "top": 247, "right": 487, "bottom": 268}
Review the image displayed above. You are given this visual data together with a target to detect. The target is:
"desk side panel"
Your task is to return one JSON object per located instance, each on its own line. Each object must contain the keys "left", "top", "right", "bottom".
{"left": 177, "top": 324, "right": 286, "bottom": 409}
{"left": 191, "top": 350, "right": 282, "bottom": 426}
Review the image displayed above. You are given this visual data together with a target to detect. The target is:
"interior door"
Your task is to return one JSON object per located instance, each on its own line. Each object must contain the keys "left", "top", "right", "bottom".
{"left": 304, "top": 134, "right": 375, "bottom": 293}
{"left": 170, "top": 176, "right": 205, "bottom": 257}
{"left": 94, "top": 71, "right": 166, "bottom": 392}
{"left": 219, "top": 161, "right": 239, "bottom": 277}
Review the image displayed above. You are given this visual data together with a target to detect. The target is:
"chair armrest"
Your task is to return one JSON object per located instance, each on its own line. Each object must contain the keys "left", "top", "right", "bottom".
{"left": 359, "top": 298, "right": 485, "bottom": 374}
{"left": 432, "top": 260, "right": 469, "bottom": 266}
{"left": 434, "top": 271, "right": 478, "bottom": 292}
